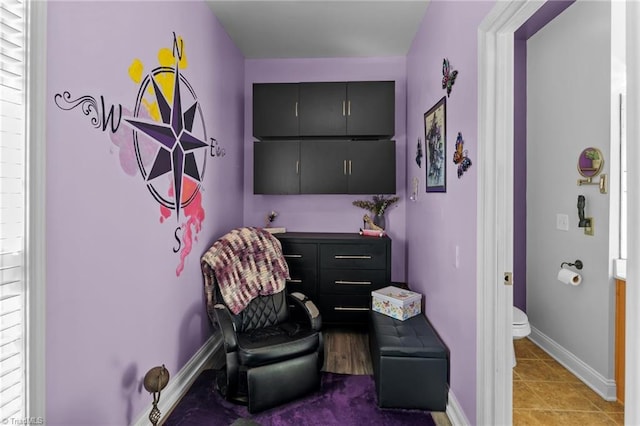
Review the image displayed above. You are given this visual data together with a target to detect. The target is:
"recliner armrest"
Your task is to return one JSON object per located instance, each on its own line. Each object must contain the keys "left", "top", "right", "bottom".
{"left": 288, "top": 292, "right": 322, "bottom": 331}
{"left": 213, "top": 304, "right": 238, "bottom": 352}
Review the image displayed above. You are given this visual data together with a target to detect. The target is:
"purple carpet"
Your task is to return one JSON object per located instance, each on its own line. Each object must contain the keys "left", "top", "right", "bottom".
{"left": 164, "top": 370, "right": 436, "bottom": 426}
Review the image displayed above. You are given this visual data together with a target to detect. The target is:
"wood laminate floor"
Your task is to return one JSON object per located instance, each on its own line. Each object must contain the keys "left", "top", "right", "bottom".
{"left": 322, "top": 326, "right": 373, "bottom": 375}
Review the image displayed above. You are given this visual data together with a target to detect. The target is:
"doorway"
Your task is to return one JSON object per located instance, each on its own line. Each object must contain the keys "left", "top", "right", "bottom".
{"left": 476, "top": 1, "right": 639, "bottom": 424}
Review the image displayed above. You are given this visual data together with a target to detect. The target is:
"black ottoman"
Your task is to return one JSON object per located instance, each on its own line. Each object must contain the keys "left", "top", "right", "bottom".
{"left": 369, "top": 311, "right": 449, "bottom": 411}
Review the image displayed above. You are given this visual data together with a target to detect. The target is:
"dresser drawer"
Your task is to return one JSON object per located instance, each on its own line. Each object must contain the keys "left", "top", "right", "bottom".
{"left": 280, "top": 242, "right": 317, "bottom": 268}
{"left": 285, "top": 267, "right": 317, "bottom": 299}
{"left": 320, "top": 269, "right": 387, "bottom": 295}
{"left": 320, "top": 243, "right": 387, "bottom": 269}
{"left": 319, "top": 294, "right": 371, "bottom": 324}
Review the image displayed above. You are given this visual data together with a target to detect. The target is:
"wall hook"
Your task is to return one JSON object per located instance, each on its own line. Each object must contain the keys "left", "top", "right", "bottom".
{"left": 410, "top": 177, "right": 419, "bottom": 201}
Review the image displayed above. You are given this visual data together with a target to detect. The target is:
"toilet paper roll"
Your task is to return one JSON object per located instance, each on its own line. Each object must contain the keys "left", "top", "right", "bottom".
{"left": 557, "top": 268, "right": 582, "bottom": 286}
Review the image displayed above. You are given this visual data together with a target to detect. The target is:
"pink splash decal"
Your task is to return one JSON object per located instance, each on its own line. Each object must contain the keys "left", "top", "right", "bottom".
{"left": 175, "top": 189, "right": 205, "bottom": 276}
{"left": 159, "top": 205, "right": 172, "bottom": 223}
{"left": 159, "top": 180, "right": 176, "bottom": 224}
{"left": 109, "top": 107, "right": 156, "bottom": 176}
{"left": 161, "top": 179, "right": 205, "bottom": 276}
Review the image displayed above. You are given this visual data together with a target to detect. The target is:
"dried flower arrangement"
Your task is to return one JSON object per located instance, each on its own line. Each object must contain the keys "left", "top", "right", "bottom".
{"left": 265, "top": 210, "right": 278, "bottom": 228}
{"left": 352, "top": 195, "right": 400, "bottom": 217}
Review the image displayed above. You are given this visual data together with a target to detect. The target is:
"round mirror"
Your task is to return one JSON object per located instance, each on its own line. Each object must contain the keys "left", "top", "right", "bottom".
{"left": 577, "top": 147, "right": 604, "bottom": 178}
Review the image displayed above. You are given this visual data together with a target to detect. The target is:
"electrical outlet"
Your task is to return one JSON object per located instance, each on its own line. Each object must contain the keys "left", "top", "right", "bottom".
{"left": 556, "top": 214, "right": 569, "bottom": 231}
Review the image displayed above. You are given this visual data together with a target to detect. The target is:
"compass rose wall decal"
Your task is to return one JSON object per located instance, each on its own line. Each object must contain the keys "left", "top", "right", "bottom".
{"left": 53, "top": 33, "right": 225, "bottom": 277}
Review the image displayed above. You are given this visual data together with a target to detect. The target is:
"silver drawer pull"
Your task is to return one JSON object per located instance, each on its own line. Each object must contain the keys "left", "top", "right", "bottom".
{"left": 287, "top": 279, "right": 302, "bottom": 283}
{"left": 334, "top": 255, "right": 372, "bottom": 260}
{"left": 284, "top": 254, "right": 303, "bottom": 258}
{"left": 334, "top": 307, "right": 370, "bottom": 312}
{"left": 335, "top": 280, "right": 371, "bottom": 286}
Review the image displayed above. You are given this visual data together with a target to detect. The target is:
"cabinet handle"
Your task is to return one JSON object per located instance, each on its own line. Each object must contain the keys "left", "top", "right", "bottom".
{"left": 335, "top": 280, "right": 371, "bottom": 286}
{"left": 287, "top": 279, "right": 303, "bottom": 283}
{"left": 284, "top": 254, "right": 303, "bottom": 258}
{"left": 334, "top": 307, "right": 369, "bottom": 312}
{"left": 295, "top": 101, "right": 298, "bottom": 117}
{"left": 349, "top": 160, "right": 352, "bottom": 175}
{"left": 343, "top": 160, "right": 347, "bottom": 175}
{"left": 296, "top": 160, "right": 299, "bottom": 175}
{"left": 348, "top": 100, "right": 351, "bottom": 116}
{"left": 334, "top": 255, "right": 372, "bottom": 260}
{"left": 342, "top": 100, "right": 346, "bottom": 116}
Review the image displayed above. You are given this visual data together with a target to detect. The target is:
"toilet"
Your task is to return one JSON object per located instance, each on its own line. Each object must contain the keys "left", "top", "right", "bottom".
{"left": 512, "top": 306, "right": 531, "bottom": 367}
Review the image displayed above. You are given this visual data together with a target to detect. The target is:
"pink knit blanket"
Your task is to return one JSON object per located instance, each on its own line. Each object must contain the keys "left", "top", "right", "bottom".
{"left": 201, "top": 227, "right": 289, "bottom": 315}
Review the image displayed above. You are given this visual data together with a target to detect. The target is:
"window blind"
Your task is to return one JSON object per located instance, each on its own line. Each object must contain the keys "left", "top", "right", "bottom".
{"left": 0, "top": 0, "right": 26, "bottom": 422}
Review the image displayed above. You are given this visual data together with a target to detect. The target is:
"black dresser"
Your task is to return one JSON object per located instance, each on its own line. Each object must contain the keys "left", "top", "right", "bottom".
{"left": 275, "top": 232, "right": 392, "bottom": 326}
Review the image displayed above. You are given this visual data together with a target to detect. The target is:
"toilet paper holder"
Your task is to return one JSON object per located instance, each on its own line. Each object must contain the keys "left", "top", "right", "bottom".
{"left": 560, "top": 259, "right": 583, "bottom": 270}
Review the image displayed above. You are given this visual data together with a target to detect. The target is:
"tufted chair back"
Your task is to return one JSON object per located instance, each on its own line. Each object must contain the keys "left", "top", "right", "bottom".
{"left": 212, "top": 278, "right": 289, "bottom": 332}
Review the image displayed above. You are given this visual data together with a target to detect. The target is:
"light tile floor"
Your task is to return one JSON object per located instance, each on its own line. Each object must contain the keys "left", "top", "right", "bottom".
{"left": 513, "top": 338, "right": 624, "bottom": 425}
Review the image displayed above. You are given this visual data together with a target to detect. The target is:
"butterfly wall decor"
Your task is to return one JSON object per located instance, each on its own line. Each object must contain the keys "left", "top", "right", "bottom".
{"left": 453, "top": 132, "right": 472, "bottom": 178}
{"left": 442, "top": 58, "right": 458, "bottom": 97}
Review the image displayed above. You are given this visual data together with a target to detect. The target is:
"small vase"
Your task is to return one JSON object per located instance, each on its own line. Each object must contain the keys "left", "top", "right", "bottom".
{"left": 373, "top": 214, "right": 386, "bottom": 230}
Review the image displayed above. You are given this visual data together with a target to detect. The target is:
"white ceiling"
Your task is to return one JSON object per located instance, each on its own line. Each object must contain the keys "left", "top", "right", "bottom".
{"left": 206, "top": 1, "right": 430, "bottom": 59}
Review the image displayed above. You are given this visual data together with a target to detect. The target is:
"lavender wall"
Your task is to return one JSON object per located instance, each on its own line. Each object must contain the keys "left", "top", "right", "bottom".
{"left": 406, "top": 1, "right": 494, "bottom": 421}
{"left": 243, "top": 58, "right": 408, "bottom": 282}
{"left": 45, "top": 2, "right": 244, "bottom": 424}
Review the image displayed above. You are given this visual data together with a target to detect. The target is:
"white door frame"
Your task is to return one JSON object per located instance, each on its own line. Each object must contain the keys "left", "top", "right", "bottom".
{"left": 477, "top": 2, "right": 544, "bottom": 423}
{"left": 477, "top": 1, "right": 640, "bottom": 424}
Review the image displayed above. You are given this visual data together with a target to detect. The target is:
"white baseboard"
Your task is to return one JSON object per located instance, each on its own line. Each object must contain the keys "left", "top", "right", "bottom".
{"left": 132, "top": 334, "right": 222, "bottom": 426}
{"left": 529, "top": 326, "right": 616, "bottom": 401}
{"left": 446, "top": 388, "right": 471, "bottom": 426}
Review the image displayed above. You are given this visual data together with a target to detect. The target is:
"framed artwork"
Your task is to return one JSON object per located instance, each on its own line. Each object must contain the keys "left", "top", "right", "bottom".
{"left": 424, "top": 96, "right": 447, "bottom": 192}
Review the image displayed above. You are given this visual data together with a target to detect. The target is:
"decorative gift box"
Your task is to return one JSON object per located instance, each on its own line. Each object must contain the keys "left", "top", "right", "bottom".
{"left": 371, "top": 286, "right": 422, "bottom": 321}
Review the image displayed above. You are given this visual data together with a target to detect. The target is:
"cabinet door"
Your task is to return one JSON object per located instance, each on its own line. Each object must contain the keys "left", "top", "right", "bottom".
{"left": 346, "top": 81, "right": 395, "bottom": 137}
{"left": 253, "top": 141, "right": 300, "bottom": 194}
{"left": 347, "top": 140, "right": 396, "bottom": 194}
{"left": 300, "top": 140, "right": 348, "bottom": 193}
{"left": 299, "top": 82, "right": 347, "bottom": 136}
{"left": 253, "top": 83, "right": 299, "bottom": 138}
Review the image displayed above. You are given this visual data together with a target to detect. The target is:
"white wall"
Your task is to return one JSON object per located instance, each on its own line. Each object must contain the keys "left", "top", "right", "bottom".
{"left": 526, "top": 0, "right": 614, "bottom": 388}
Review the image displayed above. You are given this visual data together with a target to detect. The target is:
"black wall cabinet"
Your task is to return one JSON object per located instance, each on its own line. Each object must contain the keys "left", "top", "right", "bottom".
{"left": 300, "top": 140, "right": 396, "bottom": 194}
{"left": 253, "top": 80, "right": 396, "bottom": 195}
{"left": 254, "top": 140, "right": 395, "bottom": 195}
{"left": 253, "top": 140, "right": 300, "bottom": 194}
{"left": 345, "top": 81, "right": 395, "bottom": 137}
{"left": 253, "top": 83, "right": 299, "bottom": 138}
{"left": 298, "top": 82, "right": 347, "bottom": 137}
{"left": 253, "top": 81, "right": 395, "bottom": 139}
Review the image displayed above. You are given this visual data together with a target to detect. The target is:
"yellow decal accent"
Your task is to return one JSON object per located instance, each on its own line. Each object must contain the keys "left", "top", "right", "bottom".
{"left": 129, "top": 37, "right": 188, "bottom": 122}
{"left": 128, "top": 59, "right": 144, "bottom": 84}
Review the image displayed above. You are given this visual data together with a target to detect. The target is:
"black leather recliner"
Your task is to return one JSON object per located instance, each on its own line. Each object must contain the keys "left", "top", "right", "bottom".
{"left": 213, "top": 290, "right": 323, "bottom": 413}
{"left": 201, "top": 227, "right": 323, "bottom": 413}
